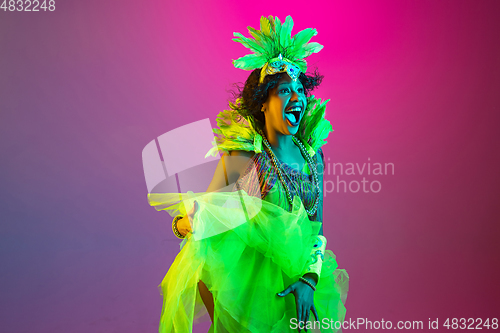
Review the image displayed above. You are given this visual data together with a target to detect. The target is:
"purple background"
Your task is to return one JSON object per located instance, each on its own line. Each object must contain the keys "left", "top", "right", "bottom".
{"left": 1, "top": 0, "right": 499, "bottom": 332}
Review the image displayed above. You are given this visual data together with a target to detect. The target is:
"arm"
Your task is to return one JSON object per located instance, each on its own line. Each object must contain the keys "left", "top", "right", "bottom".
{"left": 303, "top": 147, "right": 326, "bottom": 284}
{"left": 277, "top": 148, "right": 325, "bottom": 329}
{"left": 317, "top": 148, "right": 325, "bottom": 236}
{"left": 176, "top": 150, "right": 255, "bottom": 236}
{"left": 206, "top": 150, "right": 255, "bottom": 192}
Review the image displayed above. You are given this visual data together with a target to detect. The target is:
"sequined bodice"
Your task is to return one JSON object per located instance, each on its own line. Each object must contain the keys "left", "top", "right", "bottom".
{"left": 234, "top": 148, "right": 323, "bottom": 222}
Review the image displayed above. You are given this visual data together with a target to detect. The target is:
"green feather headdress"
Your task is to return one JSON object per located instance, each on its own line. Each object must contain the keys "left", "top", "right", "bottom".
{"left": 232, "top": 16, "right": 323, "bottom": 83}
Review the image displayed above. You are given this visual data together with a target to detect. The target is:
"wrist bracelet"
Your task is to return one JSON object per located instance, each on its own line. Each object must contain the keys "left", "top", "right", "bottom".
{"left": 172, "top": 215, "right": 185, "bottom": 239}
{"left": 299, "top": 276, "right": 316, "bottom": 291}
{"left": 303, "top": 235, "right": 327, "bottom": 281}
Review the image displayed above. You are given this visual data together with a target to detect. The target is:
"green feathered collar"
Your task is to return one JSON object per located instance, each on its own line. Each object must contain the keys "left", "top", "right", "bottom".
{"left": 205, "top": 95, "right": 333, "bottom": 158}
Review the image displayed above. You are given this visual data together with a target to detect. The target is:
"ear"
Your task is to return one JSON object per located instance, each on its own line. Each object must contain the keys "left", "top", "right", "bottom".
{"left": 261, "top": 102, "right": 268, "bottom": 112}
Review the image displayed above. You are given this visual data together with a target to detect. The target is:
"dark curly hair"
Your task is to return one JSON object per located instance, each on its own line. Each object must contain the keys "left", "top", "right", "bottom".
{"left": 231, "top": 68, "right": 324, "bottom": 131}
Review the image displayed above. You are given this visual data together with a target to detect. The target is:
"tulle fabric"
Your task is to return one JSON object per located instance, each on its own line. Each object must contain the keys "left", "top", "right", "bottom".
{"left": 148, "top": 190, "right": 348, "bottom": 332}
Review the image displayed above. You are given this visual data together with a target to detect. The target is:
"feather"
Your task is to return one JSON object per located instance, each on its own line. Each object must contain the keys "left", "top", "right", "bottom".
{"left": 260, "top": 16, "right": 272, "bottom": 37}
{"left": 280, "top": 16, "right": 294, "bottom": 50}
{"left": 232, "top": 16, "right": 323, "bottom": 76}
{"left": 292, "top": 28, "right": 317, "bottom": 53}
{"left": 247, "top": 26, "right": 264, "bottom": 44}
{"left": 233, "top": 53, "right": 267, "bottom": 70}
{"left": 294, "top": 41, "right": 323, "bottom": 59}
{"left": 295, "top": 96, "right": 332, "bottom": 151}
{"left": 247, "top": 26, "right": 274, "bottom": 56}
{"left": 233, "top": 33, "right": 266, "bottom": 54}
{"left": 303, "top": 42, "right": 323, "bottom": 55}
{"left": 267, "top": 16, "right": 276, "bottom": 33}
{"left": 294, "top": 58, "right": 307, "bottom": 73}
{"left": 272, "top": 16, "right": 281, "bottom": 52}
{"left": 208, "top": 96, "right": 333, "bottom": 158}
{"left": 274, "top": 16, "right": 282, "bottom": 38}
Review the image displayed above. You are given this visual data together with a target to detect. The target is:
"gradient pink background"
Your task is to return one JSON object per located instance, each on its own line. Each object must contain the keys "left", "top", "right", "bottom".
{"left": 1, "top": 0, "right": 499, "bottom": 332}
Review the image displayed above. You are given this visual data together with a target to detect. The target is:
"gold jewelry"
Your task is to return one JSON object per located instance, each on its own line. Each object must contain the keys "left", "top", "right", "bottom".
{"left": 259, "top": 54, "right": 301, "bottom": 84}
{"left": 172, "top": 215, "right": 185, "bottom": 239}
{"left": 299, "top": 276, "right": 316, "bottom": 291}
{"left": 303, "top": 235, "right": 327, "bottom": 281}
{"left": 259, "top": 131, "right": 320, "bottom": 216}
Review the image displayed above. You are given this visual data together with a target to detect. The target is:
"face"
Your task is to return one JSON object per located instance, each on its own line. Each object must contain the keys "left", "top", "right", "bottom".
{"left": 262, "top": 74, "right": 307, "bottom": 136}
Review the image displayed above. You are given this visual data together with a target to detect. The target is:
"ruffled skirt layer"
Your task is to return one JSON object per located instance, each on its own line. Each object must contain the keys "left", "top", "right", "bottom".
{"left": 148, "top": 191, "right": 348, "bottom": 333}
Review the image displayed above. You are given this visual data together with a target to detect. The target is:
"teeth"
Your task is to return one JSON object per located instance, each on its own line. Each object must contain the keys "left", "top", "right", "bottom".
{"left": 286, "top": 107, "right": 301, "bottom": 112}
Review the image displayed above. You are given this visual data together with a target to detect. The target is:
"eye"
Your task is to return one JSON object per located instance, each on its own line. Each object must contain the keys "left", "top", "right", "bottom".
{"left": 279, "top": 88, "right": 290, "bottom": 94}
{"left": 298, "top": 87, "right": 305, "bottom": 93}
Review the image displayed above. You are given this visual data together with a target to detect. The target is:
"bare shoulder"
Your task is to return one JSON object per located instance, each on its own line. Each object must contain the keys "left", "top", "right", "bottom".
{"left": 229, "top": 150, "right": 255, "bottom": 158}
{"left": 225, "top": 150, "right": 255, "bottom": 176}
{"left": 206, "top": 150, "right": 256, "bottom": 192}
{"left": 217, "top": 150, "right": 253, "bottom": 185}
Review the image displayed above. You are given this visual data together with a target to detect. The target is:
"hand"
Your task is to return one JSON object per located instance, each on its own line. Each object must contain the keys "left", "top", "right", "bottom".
{"left": 177, "top": 201, "right": 198, "bottom": 237}
{"left": 277, "top": 277, "right": 319, "bottom": 332}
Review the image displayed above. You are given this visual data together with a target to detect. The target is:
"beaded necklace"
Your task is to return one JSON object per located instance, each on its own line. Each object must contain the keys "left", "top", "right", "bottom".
{"left": 259, "top": 131, "right": 321, "bottom": 216}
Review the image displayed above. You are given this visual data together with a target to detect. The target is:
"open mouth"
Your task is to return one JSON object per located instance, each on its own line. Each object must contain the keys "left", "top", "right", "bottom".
{"left": 284, "top": 106, "right": 302, "bottom": 127}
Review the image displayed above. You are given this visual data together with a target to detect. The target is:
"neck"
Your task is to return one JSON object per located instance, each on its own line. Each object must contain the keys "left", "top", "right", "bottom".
{"left": 262, "top": 126, "right": 294, "bottom": 152}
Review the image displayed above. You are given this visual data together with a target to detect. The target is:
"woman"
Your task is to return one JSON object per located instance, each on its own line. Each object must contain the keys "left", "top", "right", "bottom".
{"left": 148, "top": 16, "right": 348, "bottom": 332}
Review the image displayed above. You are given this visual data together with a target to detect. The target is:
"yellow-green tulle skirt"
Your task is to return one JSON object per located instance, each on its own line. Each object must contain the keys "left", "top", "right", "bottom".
{"left": 148, "top": 191, "right": 348, "bottom": 332}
